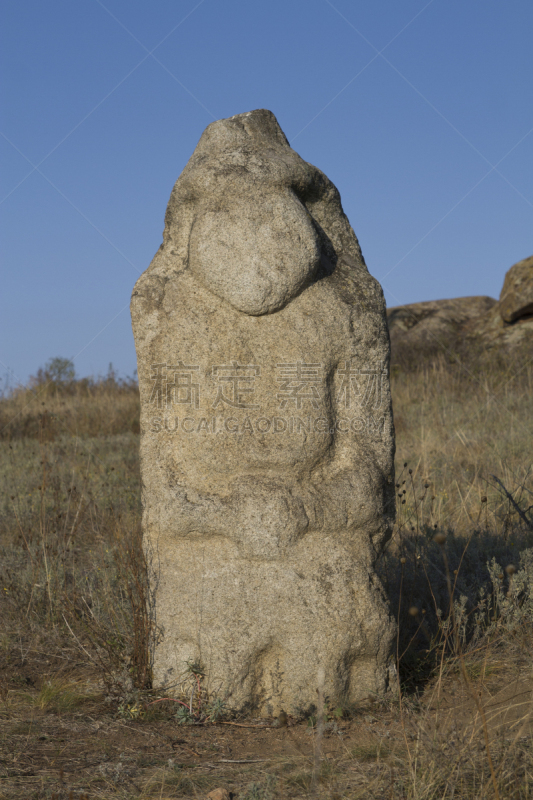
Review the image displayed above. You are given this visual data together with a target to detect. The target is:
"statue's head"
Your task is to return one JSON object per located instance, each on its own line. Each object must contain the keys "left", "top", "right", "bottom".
{"left": 160, "top": 109, "right": 360, "bottom": 315}
{"left": 188, "top": 191, "right": 321, "bottom": 315}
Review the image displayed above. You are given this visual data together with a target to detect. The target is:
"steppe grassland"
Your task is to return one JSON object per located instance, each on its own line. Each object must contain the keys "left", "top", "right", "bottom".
{"left": 0, "top": 354, "right": 532, "bottom": 799}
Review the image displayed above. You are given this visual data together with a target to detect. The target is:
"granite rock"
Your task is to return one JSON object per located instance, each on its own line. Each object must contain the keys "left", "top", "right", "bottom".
{"left": 498, "top": 254, "right": 533, "bottom": 324}
{"left": 131, "top": 110, "right": 395, "bottom": 715}
{"left": 387, "top": 256, "right": 533, "bottom": 366}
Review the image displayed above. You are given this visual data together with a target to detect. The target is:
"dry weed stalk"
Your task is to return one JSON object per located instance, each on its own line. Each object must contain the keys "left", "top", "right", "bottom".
{"left": 1, "top": 356, "right": 532, "bottom": 798}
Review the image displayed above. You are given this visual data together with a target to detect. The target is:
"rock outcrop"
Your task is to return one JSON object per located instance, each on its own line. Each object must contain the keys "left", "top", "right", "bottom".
{"left": 498, "top": 254, "right": 533, "bottom": 324}
{"left": 131, "top": 109, "right": 396, "bottom": 715}
{"left": 387, "top": 255, "right": 533, "bottom": 366}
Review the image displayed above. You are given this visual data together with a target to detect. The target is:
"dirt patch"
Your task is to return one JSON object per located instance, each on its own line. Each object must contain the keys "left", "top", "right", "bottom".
{"left": 1, "top": 660, "right": 532, "bottom": 799}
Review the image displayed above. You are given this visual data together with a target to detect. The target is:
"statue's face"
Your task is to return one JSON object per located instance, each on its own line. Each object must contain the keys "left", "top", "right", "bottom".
{"left": 188, "top": 192, "right": 321, "bottom": 315}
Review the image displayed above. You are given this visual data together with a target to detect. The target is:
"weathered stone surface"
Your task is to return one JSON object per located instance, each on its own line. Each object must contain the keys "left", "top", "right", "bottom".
{"left": 387, "top": 297, "right": 496, "bottom": 358}
{"left": 498, "top": 255, "right": 533, "bottom": 324}
{"left": 131, "top": 110, "right": 395, "bottom": 716}
{"left": 387, "top": 257, "right": 533, "bottom": 365}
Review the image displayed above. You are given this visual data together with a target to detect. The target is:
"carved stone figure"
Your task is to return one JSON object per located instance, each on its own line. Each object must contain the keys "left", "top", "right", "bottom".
{"left": 131, "top": 109, "right": 396, "bottom": 715}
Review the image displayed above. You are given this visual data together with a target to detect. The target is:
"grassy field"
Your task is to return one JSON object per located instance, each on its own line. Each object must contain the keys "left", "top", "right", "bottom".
{"left": 0, "top": 354, "right": 532, "bottom": 799}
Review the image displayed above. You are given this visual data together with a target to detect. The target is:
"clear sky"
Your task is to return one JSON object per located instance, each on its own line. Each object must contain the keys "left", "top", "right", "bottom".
{"left": 1, "top": 0, "right": 532, "bottom": 386}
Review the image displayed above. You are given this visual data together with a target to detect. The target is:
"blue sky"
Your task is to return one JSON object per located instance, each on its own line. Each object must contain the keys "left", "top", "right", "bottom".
{"left": 1, "top": 0, "right": 532, "bottom": 386}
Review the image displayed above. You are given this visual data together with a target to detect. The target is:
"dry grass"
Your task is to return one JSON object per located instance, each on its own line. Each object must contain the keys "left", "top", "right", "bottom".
{"left": 0, "top": 354, "right": 532, "bottom": 798}
{"left": 0, "top": 370, "right": 139, "bottom": 440}
{"left": 391, "top": 351, "right": 533, "bottom": 531}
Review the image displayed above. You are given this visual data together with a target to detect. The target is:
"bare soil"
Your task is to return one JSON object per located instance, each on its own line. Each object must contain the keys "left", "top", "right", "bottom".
{"left": 1, "top": 647, "right": 531, "bottom": 799}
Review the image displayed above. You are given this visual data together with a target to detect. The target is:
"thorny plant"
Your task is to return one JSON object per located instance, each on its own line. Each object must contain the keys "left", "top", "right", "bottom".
{"left": 379, "top": 460, "right": 533, "bottom": 679}
{"left": 382, "top": 461, "right": 533, "bottom": 799}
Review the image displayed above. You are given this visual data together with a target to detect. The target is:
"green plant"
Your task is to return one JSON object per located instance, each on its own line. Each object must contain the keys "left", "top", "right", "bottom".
{"left": 206, "top": 696, "right": 227, "bottom": 722}
{"left": 32, "top": 356, "right": 76, "bottom": 388}
{"left": 476, "top": 548, "right": 533, "bottom": 634}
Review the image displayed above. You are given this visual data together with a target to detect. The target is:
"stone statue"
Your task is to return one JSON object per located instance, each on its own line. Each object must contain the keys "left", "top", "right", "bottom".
{"left": 131, "top": 109, "right": 396, "bottom": 715}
